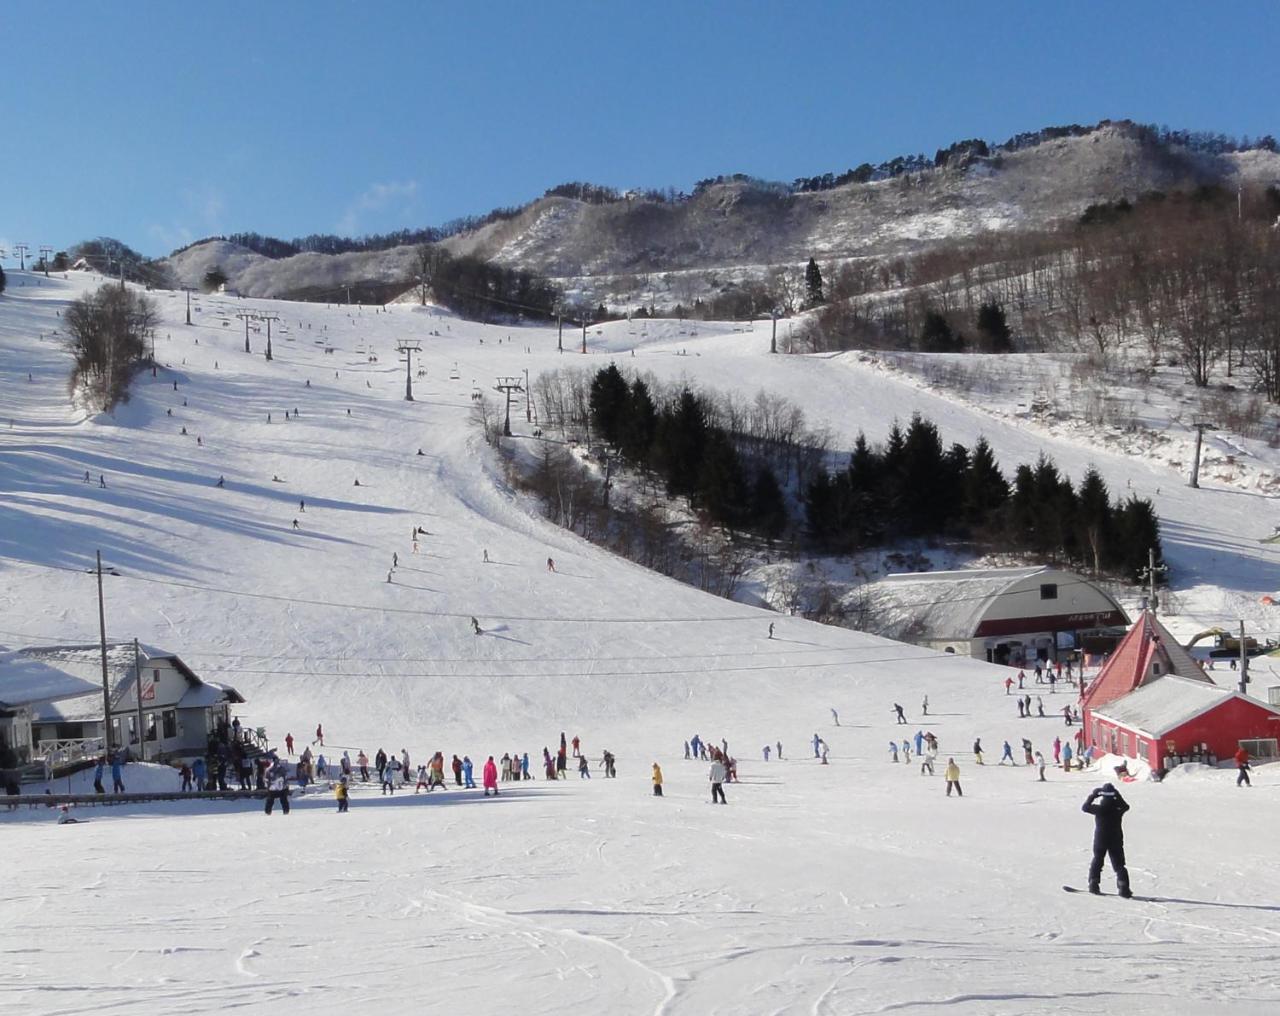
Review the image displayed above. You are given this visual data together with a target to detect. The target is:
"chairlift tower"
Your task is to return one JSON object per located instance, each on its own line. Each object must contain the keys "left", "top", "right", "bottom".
{"left": 397, "top": 339, "right": 422, "bottom": 401}
{"left": 39, "top": 246, "right": 53, "bottom": 276}
{"left": 257, "top": 312, "right": 280, "bottom": 361}
{"left": 13, "top": 243, "right": 29, "bottom": 270}
{"left": 494, "top": 376, "right": 525, "bottom": 437}
{"left": 1189, "top": 420, "right": 1217, "bottom": 488}
{"left": 236, "top": 311, "right": 256, "bottom": 353}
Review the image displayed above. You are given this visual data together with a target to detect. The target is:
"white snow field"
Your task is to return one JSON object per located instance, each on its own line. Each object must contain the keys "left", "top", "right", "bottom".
{"left": 3, "top": 271, "right": 1280, "bottom": 1015}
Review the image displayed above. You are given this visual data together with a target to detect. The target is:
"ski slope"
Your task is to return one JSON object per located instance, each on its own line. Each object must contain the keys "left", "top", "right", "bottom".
{"left": 2, "top": 271, "right": 1279, "bottom": 1015}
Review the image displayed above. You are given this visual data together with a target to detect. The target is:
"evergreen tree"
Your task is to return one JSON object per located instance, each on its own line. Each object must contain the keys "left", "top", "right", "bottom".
{"left": 804, "top": 257, "right": 825, "bottom": 306}
{"left": 1113, "top": 497, "right": 1163, "bottom": 583}
{"left": 749, "top": 465, "right": 788, "bottom": 542}
{"left": 698, "top": 431, "right": 748, "bottom": 530}
{"left": 202, "top": 267, "right": 229, "bottom": 293}
{"left": 898, "top": 415, "right": 946, "bottom": 535}
{"left": 654, "top": 389, "right": 707, "bottom": 498}
{"left": 962, "top": 437, "right": 1008, "bottom": 524}
{"left": 919, "top": 310, "right": 960, "bottom": 352}
{"left": 588, "top": 364, "right": 630, "bottom": 448}
{"left": 976, "top": 301, "right": 1013, "bottom": 352}
{"left": 1075, "top": 467, "right": 1112, "bottom": 575}
{"left": 619, "top": 378, "right": 657, "bottom": 468}
{"left": 805, "top": 471, "right": 838, "bottom": 546}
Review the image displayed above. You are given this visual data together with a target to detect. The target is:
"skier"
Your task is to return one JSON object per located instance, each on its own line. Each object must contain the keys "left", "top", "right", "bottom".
{"left": 483, "top": 756, "right": 499, "bottom": 797}
{"left": 972, "top": 738, "right": 984, "bottom": 764}
{"left": 889, "top": 741, "right": 899, "bottom": 762}
{"left": 914, "top": 730, "right": 925, "bottom": 757}
{"left": 314, "top": 724, "right": 324, "bottom": 747}
{"left": 401, "top": 749, "right": 412, "bottom": 783}
{"left": 99, "top": 475, "right": 106, "bottom": 488}
{"left": 944, "top": 758, "right": 962, "bottom": 797}
{"left": 1022, "top": 738, "right": 1034, "bottom": 765}
{"left": 921, "top": 694, "right": 929, "bottom": 716}
{"left": 831, "top": 707, "right": 840, "bottom": 726}
{"left": 1082, "top": 783, "right": 1132, "bottom": 897}
{"left": 547, "top": 557, "right": 555, "bottom": 572}
{"left": 901, "top": 739, "right": 911, "bottom": 763}
{"left": 264, "top": 761, "right": 290, "bottom": 815}
{"left": 292, "top": 519, "right": 300, "bottom": 530}
{"left": 452, "top": 754, "right": 463, "bottom": 786}
{"left": 83, "top": 470, "right": 90, "bottom": 483}
{"left": 1035, "top": 751, "right": 1047, "bottom": 781}
{"left": 1052, "top": 736, "right": 1062, "bottom": 764}
{"left": 709, "top": 757, "right": 727, "bottom": 804}
{"left": 578, "top": 754, "right": 590, "bottom": 779}
{"left": 999, "top": 740, "right": 1015, "bottom": 765}
{"left": 768, "top": 622, "right": 774, "bottom": 639}
{"left": 762, "top": 745, "right": 771, "bottom": 762}
{"left": 1062, "top": 742, "right": 1074, "bottom": 771}
{"left": 684, "top": 740, "right": 691, "bottom": 759}
{"left": 812, "top": 733, "right": 822, "bottom": 758}
{"left": 415, "top": 764, "right": 430, "bottom": 792}
{"left": 381, "top": 759, "right": 398, "bottom": 795}
{"left": 1004, "top": 675, "right": 1014, "bottom": 695}
{"left": 920, "top": 744, "right": 936, "bottom": 776}
{"left": 776, "top": 740, "right": 782, "bottom": 760}
{"left": 522, "top": 752, "right": 531, "bottom": 779}
{"left": 893, "top": 703, "right": 907, "bottom": 724}
{"left": 462, "top": 755, "right": 475, "bottom": 788}
{"left": 1235, "top": 746, "right": 1252, "bottom": 787}
{"left": 819, "top": 740, "right": 830, "bottom": 764}
{"left": 215, "top": 476, "right": 224, "bottom": 488}
{"left": 335, "top": 776, "right": 349, "bottom": 813}
{"left": 471, "top": 616, "right": 482, "bottom": 635}
{"left": 1037, "top": 697, "right": 1046, "bottom": 718}
{"left": 572, "top": 735, "right": 580, "bottom": 757}
{"left": 483, "top": 549, "right": 489, "bottom": 563}
{"left": 652, "top": 762, "right": 664, "bottom": 796}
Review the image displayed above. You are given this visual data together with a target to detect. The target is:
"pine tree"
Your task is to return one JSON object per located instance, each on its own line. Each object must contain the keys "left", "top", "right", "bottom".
{"left": 976, "top": 301, "right": 1013, "bottom": 352}
{"left": 962, "top": 437, "right": 1008, "bottom": 525}
{"left": 698, "top": 431, "right": 748, "bottom": 531}
{"left": 804, "top": 258, "right": 824, "bottom": 306}
{"left": 919, "top": 311, "right": 960, "bottom": 352}
{"left": 619, "top": 378, "right": 657, "bottom": 468}
{"left": 898, "top": 415, "right": 946, "bottom": 535}
{"left": 654, "top": 389, "right": 707, "bottom": 498}
{"left": 588, "top": 364, "right": 630, "bottom": 448}
{"left": 749, "top": 465, "right": 788, "bottom": 541}
{"left": 1075, "top": 467, "right": 1112, "bottom": 575}
{"left": 1113, "top": 497, "right": 1163, "bottom": 582}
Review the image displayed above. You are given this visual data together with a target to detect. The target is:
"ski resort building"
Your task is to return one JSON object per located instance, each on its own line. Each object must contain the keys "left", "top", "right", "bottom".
{"left": 0, "top": 650, "right": 101, "bottom": 766}
{"left": 872, "top": 566, "right": 1129, "bottom": 665}
{"left": 7, "top": 643, "right": 245, "bottom": 763}
{"left": 1082, "top": 612, "right": 1280, "bottom": 768}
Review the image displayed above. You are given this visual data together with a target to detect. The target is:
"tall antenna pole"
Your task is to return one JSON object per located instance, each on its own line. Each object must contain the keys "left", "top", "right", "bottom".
{"left": 97, "top": 551, "right": 113, "bottom": 756}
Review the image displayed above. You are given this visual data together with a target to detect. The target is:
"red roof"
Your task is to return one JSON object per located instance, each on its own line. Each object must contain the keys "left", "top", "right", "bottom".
{"left": 1082, "top": 611, "right": 1208, "bottom": 714}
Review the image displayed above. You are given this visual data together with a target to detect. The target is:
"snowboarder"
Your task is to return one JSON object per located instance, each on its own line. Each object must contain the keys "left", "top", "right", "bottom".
{"left": 972, "top": 738, "right": 983, "bottom": 764}
{"left": 709, "top": 758, "right": 727, "bottom": 803}
{"left": 264, "top": 762, "right": 290, "bottom": 815}
{"left": 893, "top": 703, "right": 907, "bottom": 724}
{"left": 944, "top": 758, "right": 962, "bottom": 796}
{"left": 1082, "top": 783, "right": 1132, "bottom": 897}
{"left": 483, "top": 756, "right": 499, "bottom": 796}
{"left": 652, "top": 762, "right": 664, "bottom": 796}
{"left": 1235, "top": 746, "right": 1252, "bottom": 787}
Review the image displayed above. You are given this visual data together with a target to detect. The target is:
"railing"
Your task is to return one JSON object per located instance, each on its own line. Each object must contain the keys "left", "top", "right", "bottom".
{"left": 35, "top": 737, "right": 104, "bottom": 764}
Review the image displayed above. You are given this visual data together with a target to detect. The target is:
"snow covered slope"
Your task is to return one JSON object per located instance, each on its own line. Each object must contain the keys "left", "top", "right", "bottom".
{"left": 3, "top": 271, "right": 1279, "bottom": 1014}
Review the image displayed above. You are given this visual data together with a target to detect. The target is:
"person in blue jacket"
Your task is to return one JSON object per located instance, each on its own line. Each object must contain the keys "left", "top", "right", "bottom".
{"left": 462, "top": 755, "right": 476, "bottom": 789}
{"left": 110, "top": 753, "right": 125, "bottom": 793}
{"left": 914, "top": 730, "right": 925, "bottom": 756}
{"left": 93, "top": 757, "right": 106, "bottom": 794}
{"left": 192, "top": 756, "right": 207, "bottom": 791}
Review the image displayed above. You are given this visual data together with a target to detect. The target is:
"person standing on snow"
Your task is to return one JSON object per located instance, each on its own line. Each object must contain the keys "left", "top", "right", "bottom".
{"left": 944, "top": 758, "right": 962, "bottom": 797}
{"left": 314, "top": 724, "right": 324, "bottom": 747}
{"left": 1035, "top": 751, "right": 1047, "bottom": 781}
{"left": 452, "top": 754, "right": 463, "bottom": 786}
{"left": 356, "top": 750, "right": 369, "bottom": 782}
{"left": 652, "top": 762, "right": 664, "bottom": 797}
{"left": 709, "top": 758, "right": 727, "bottom": 804}
{"left": 921, "top": 694, "right": 929, "bottom": 716}
{"left": 831, "top": 708, "right": 840, "bottom": 726}
{"left": 893, "top": 703, "right": 907, "bottom": 724}
{"left": 914, "top": 730, "right": 925, "bottom": 756}
{"left": 1235, "top": 746, "right": 1252, "bottom": 787}
{"left": 110, "top": 754, "right": 125, "bottom": 794}
{"left": 1000, "top": 740, "right": 1015, "bottom": 765}
{"left": 482, "top": 756, "right": 499, "bottom": 797}
{"left": 578, "top": 754, "right": 591, "bottom": 778}
{"left": 335, "top": 776, "right": 349, "bottom": 813}
{"left": 762, "top": 745, "right": 771, "bottom": 762}
{"left": 93, "top": 757, "right": 106, "bottom": 794}
{"left": 776, "top": 740, "right": 782, "bottom": 760}
{"left": 463, "top": 756, "right": 476, "bottom": 788}
{"left": 889, "top": 741, "right": 899, "bottom": 763}
{"left": 264, "top": 761, "right": 290, "bottom": 815}
{"left": 572, "top": 735, "right": 580, "bottom": 757}
{"left": 972, "top": 738, "right": 984, "bottom": 765}
{"left": 812, "top": 733, "right": 822, "bottom": 758}
{"left": 920, "top": 744, "right": 937, "bottom": 776}
{"left": 1082, "top": 783, "right": 1132, "bottom": 897}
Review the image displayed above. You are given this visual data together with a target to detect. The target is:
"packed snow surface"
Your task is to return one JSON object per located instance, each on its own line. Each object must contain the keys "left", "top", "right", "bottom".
{"left": 2, "top": 271, "right": 1279, "bottom": 1014}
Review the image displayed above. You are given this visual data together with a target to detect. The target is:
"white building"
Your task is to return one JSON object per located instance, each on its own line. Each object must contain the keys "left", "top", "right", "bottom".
{"left": 870, "top": 566, "right": 1130, "bottom": 665}
{"left": 0, "top": 650, "right": 101, "bottom": 766}
{"left": 8, "top": 643, "right": 244, "bottom": 762}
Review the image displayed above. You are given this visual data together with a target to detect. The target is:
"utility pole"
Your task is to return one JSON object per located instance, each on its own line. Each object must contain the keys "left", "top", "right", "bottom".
{"left": 494, "top": 376, "right": 524, "bottom": 437}
{"left": 1189, "top": 420, "right": 1216, "bottom": 488}
{"left": 524, "top": 367, "right": 531, "bottom": 422}
{"left": 184, "top": 287, "right": 193, "bottom": 325}
{"left": 1238, "top": 620, "right": 1250, "bottom": 694}
{"left": 396, "top": 339, "right": 422, "bottom": 401}
{"left": 39, "top": 246, "right": 53, "bottom": 276}
{"left": 133, "top": 638, "right": 146, "bottom": 763}
{"left": 770, "top": 311, "right": 778, "bottom": 354}
{"left": 557, "top": 314, "right": 563, "bottom": 353}
{"left": 236, "top": 311, "right": 255, "bottom": 353}
{"left": 1140, "top": 548, "right": 1167, "bottom": 615}
{"left": 96, "top": 551, "right": 113, "bottom": 756}
{"left": 258, "top": 313, "right": 279, "bottom": 361}
{"left": 581, "top": 316, "right": 588, "bottom": 354}
{"left": 13, "top": 242, "right": 29, "bottom": 270}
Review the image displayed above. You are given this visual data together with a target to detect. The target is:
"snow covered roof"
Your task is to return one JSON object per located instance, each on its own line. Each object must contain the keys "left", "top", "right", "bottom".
{"left": 1090, "top": 675, "right": 1250, "bottom": 738}
{"left": 0, "top": 649, "right": 101, "bottom": 709}
{"left": 871, "top": 566, "right": 1126, "bottom": 642}
{"left": 1083, "top": 611, "right": 1210, "bottom": 712}
{"left": 177, "top": 681, "right": 245, "bottom": 709}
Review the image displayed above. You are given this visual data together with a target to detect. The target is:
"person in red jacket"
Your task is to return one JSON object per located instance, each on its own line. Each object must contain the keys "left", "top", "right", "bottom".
{"left": 1234, "top": 747, "right": 1252, "bottom": 787}
{"left": 483, "top": 756, "right": 499, "bottom": 797}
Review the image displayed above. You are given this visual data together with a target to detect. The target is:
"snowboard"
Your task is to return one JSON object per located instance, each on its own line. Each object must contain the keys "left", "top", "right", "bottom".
{"left": 1062, "top": 885, "right": 1143, "bottom": 900}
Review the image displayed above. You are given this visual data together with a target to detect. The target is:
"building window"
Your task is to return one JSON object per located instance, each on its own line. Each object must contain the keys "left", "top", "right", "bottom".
{"left": 1152, "top": 663, "right": 1161, "bottom": 676}
{"left": 1039, "top": 583, "right": 1058, "bottom": 600}
{"left": 153, "top": 669, "right": 160, "bottom": 683}
{"left": 127, "top": 715, "right": 138, "bottom": 745}
{"left": 162, "top": 710, "right": 177, "bottom": 739}
{"left": 1137, "top": 740, "right": 1150, "bottom": 761}
{"left": 146, "top": 713, "right": 158, "bottom": 742}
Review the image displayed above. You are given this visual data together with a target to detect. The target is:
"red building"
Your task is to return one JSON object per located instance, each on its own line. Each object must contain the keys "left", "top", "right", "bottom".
{"left": 1083, "top": 612, "right": 1280, "bottom": 770}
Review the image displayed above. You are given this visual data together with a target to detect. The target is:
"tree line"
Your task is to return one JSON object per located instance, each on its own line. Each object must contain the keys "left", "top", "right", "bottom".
{"left": 804, "top": 414, "right": 1163, "bottom": 582}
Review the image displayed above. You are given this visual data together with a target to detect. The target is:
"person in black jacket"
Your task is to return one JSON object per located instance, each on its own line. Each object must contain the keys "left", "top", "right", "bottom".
{"left": 1083, "top": 783, "right": 1131, "bottom": 897}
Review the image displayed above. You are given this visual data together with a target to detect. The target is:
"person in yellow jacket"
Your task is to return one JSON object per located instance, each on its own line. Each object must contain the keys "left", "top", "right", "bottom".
{"left": 652, "top": 762, "right": 664, "bottom": 797}
{"left": 944, "top": 758, "right": 962, "bottom": 797}
{"left": 335, "top": 775, "right": 349, "bottom": 812}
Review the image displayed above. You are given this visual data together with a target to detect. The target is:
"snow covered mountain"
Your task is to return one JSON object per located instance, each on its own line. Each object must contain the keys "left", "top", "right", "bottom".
{"left": 3, "top": 269, "right": 1279, "bottom": 1014}
{"left": 163, "top": 123, "right": 1280, "bottom": 308}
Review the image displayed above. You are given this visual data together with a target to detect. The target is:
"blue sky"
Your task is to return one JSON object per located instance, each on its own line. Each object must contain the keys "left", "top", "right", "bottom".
{"left": 3, "top": 0, "right": 1279, "bottom": 258}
